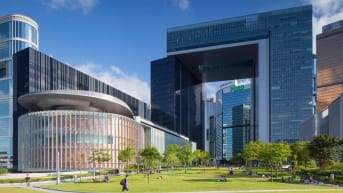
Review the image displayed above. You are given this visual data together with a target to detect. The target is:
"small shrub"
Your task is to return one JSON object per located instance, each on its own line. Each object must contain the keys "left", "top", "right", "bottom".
{"left": 0, "top": 167, "right": 8, "bottom": 175}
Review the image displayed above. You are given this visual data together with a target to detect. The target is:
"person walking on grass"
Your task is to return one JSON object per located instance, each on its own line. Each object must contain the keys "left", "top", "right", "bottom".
{"left": 25, "top": 173, "right": 31, "bottom": 187}
{"left": 120, "top": 174, "right": 129, "bottom": 193}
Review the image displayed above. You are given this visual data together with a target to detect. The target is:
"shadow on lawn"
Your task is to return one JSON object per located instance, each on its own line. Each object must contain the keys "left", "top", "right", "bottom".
{"left": 182, "top": 178, "right": 219, "bottom": 182}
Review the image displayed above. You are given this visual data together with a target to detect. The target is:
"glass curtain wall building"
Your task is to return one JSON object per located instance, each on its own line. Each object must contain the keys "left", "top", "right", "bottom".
{"left": 13, "top": 47, "right": 148, "bottom": 169}
{"left": 18, "top": 110, "right": 144, "bottom": 172}
{"left": 0, "top": 14, "right": 38, "bottom": 168}
{"left": 215, "top": 82, "right": 251, "bottom": 161}
{"left": 17, "top": 90, "right": 145, "bottom": 172}
{"left": 151, "top": 6, "right": 313, "bottom": 148}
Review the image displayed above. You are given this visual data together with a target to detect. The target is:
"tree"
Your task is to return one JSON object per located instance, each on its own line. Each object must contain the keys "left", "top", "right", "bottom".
{"left": 230, "top": 152, "right": 245, "bottom": 166}
{"left": 118, "top": 147, "right": 135, "bottom": 174}
{"left": 89, "top": 148, "right": 111, "bottom": 181}
{"left": 193, "top": 149, "right": 203, "bottom": 166}
{"left": 259, "top": 142, "right": 291, "bottom": 180}
{"left": 163, "top": 144, "right": 180, "bottom": 172}
{"left": 290, "top": 141, "right": 311, "bottom": 168}
{"left": 201, "top": 151, "right": 211, "bottom": 166}
{"left": 241, "top": 140, "right": 263, "bottom": 168}
{"left": 77, "top": 152, "right": 85, "bottom": 182}
{"left": 140, "top": 146, "right": 162, "bottom": 184}
{"left": 308, "top": 135, "right": 341, "bottom": 171}
{"left": 177, "top": 141, "right": 193, "bottom": 174}
{"left": 193, "top": 149, "right": 210, "bottom": 167}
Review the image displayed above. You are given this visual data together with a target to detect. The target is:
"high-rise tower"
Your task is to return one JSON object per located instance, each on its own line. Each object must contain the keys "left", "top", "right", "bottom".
{"left": 0, "top": 14, "right": 38, "bottom": 168}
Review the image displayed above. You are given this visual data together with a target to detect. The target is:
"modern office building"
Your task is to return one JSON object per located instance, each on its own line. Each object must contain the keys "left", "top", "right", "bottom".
{"left": 151, "top": 5, "right": 313, "bottom": 148}
{"left": 0, "top": 14, "right": 38, "bottom": 168}
{"left": 12, "top": 47, "right": 149, "bottom": 170}
{"left": 135, "top": 117, "right": 196, "bottom": 155}
{"left": 316, "top": 20, "right": 343, "bottom": 112}
{"left": 204, "top": 97, "right": 215, "bottom": 153}
{"left": 215, "top": 81, "right": 251, "bottom": 161}
{"left": 18, "top": 90, "right": 145, "bottom": 172}
{"left": 13, "top": 47, "right": 193, "bottom": 172}
{"left": 13, "top": 48, "right": 147, "bottom": 170}
{"left": 299, "top": 93, "right": 343, "bottom": 140}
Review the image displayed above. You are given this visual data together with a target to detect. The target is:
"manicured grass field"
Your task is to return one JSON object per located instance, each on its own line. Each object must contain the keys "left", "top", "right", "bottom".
{"left": 42, "top": 168, "right": 343, "bottom": 193}
{"left": 0, "top": 187, "right": 43, "bottom": 193}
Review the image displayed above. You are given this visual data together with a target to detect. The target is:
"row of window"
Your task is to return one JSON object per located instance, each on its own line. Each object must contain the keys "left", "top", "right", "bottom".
{"left": 0, "top": 21, "right": 38, "bottom": 44}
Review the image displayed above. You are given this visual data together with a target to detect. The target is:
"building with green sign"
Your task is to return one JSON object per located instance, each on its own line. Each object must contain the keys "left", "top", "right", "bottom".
{"left": 214, "top": 80, "right": 251, "bottom": 161}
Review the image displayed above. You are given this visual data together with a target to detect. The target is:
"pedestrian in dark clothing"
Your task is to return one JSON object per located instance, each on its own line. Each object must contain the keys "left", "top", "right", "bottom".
{"left": 120, "top": 175, "right": 129, "bottom": 193}
{"left": 25, "top": 173, "right": 31, "bottom": 187}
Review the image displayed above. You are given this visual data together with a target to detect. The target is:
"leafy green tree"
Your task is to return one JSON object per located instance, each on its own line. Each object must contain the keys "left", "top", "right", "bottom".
{"left": 177, "top": 141, "right": 193, "bottom": 174}
{"left": 118, "top": 147, "right": 135, "bottom": 174}
{"left": 201, "top": 150, "right": 211, "bottom": 166}
{"left": 230, "top": 152, "right": 245, "bottom": 166}
{"left": 89, "top": 148, "right": 111, "bottom": 181}
{"left": 192, "top": 149, "right": 210, "bottom": 173}
{"left": 193, "top": 149, "right": 203, "bottom": 166}
{"left": 241, "top": 140, "right": 263, "bottom": 167}
{"left": 290, "top": 141, "right": 311, "bottom": 168}
{"left": 308, "top": 135, "right": 341, "bottom": 171}
{"left": 163, "top": 144, "right": 180, "bottom": 171}
{"left": 259, "top": 142, "right": 291, "bottom": 180}
{"left": 140, "top": 146, "right": 162, "bottom": 184}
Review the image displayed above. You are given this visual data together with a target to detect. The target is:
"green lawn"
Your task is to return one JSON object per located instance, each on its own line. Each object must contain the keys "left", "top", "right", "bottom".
{"left": 41, "top": 168, "right": 343, "bottom": 193}
{"left": 0, "top": 187, "right": 43, "bottom": 193}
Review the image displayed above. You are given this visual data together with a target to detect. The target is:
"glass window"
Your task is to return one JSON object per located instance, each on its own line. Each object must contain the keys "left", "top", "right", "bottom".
{"left": 0, "top": 99, "right": 11, "bottom": 116}
{"left": 0, "top": 118, "right": 11, "bottom": 136}
{"left": 0, "top": 136, "right": 11, "bottom": 154}
{"left": 0, "top": 79, "right": 11, "bottom": 97}
{"left": 0, "top": 22, "right": 9, "bottom": 39}
{"left": 0, "top": 41, "right": 9, "bottom": 59}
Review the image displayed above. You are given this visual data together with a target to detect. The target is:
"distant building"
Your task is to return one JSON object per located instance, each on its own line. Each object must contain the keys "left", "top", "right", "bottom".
{"left": 299, "top": 93, "right": 343, "bottom": 140}
{"left": 215, "top": 81, "right": 252, "bottom": 161}
{"left": 232, "top": 104, "right": 251, "bottom": 156}
{"left": 316, "top": 19, "right": 343, "bottom": 112}
{"left": 204, "top": 98, "right": 215, "bottom": 153}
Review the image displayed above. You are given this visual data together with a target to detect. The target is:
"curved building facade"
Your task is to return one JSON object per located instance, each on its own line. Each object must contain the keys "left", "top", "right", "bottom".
{"left": 17, "top": 91, "right": 144, "bottom": 172}
{"left": 0, "top": 14, "right": 38, "bottom": 168}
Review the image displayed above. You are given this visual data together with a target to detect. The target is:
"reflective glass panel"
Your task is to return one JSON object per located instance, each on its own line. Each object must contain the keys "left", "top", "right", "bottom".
{"left": 0, "top": 79, "right": 11, "bottom": 97}
{"left": 0, "top": 99, "right": 11, "bottom": 116}
{"left": 0, "top": 118, "right": 11, "bottom": 136}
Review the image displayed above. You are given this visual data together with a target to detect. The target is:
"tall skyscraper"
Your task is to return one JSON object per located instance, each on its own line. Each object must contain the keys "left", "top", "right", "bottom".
{"left": 316, "top": 20, "right": 343, "bottom": 112}
{"left": 151, "top": 5, "right": 313, "bottom": 148}
{"left": 0, "top": 14, "right": 38, "bottom": 168}
{"left": 215, "top": 81, "right": 251, "bottom": 160}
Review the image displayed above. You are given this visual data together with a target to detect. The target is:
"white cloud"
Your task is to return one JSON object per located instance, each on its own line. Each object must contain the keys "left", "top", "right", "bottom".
{"left": 75, "top": 63, "right": 150, "bottom": 104}
{"left": 172, "top": 0, "right": 190, "bottom": 11}
{"left": 304, "top": 0, "right": 343, "bottom": 53}
{"left": 49, "top": 0, "right": 99, "bottom": 14}
{"left": 205, "top": 83, "right": 217, "bottom": 99}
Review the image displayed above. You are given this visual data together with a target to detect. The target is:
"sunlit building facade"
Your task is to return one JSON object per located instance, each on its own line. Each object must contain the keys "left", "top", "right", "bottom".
{"left": 316, "top": 20, "right": 343, "bottom": 112}
{"left": 151, "top": 5, "right": 313, "bottom": 148}
{"left": 17, "top": 90, "right": 144, "bottom": 172}
{"left": 12, "top": 47, "right": 148, "bottom": 169}
{"left": 0, "top": 14, "right": 38, "bottom": 168}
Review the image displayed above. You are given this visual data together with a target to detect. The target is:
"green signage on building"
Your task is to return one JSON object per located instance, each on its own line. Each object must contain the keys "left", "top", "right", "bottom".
{"left": 230, "top": 85, "right": 244, "bottom": 92}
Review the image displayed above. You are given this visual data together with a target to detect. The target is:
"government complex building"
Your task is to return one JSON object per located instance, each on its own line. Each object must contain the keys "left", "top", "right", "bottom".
{"left": 0, "top": 14, "right": 192, "bottom": 171}
{"left": 151, "top": 5, "right": 314, "bottom": 151}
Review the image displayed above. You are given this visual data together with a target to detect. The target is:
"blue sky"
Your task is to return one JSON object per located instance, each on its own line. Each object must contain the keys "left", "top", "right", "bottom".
{"left": 1, "top": 0, "right": 343, "bottom": 104}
